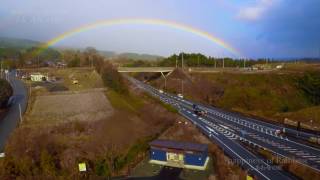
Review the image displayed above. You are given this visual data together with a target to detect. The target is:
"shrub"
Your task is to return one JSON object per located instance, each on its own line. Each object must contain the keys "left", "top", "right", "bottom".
{"left": 94, "top": 159, "right": 110, "bottom": 177}
{"left": 297, "top": 71, "right": 320, "bottom": 105}
{"left": 67, "top": 55, "right": 80, "bottom": 67}
{"left": 40, "top": 149, "right": 57, "bottom": 176}
{"left": 0, "top": 79, "right": 13, "bottom": 108}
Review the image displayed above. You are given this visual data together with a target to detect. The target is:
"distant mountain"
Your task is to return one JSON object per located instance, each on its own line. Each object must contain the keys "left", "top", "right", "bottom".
{"left": 0, "top": 37, "right": 62, "bottom": 60}
{"left": 98, "top": 50, "right": 118, "bottom": 58}
{"left": 99, "top": 51, "right": 164, "bottom": 61}
{"left": 0, "top": 37, "right": 164, "bottom": 60}
{"left": 118, "top": 53, "right": 164, "bottom": 61}
{"left": 0, "top": 37, "right": 40, "bottom": 49}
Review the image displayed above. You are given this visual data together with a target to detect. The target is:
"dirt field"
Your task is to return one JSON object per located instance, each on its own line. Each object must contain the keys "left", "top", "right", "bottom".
{"left": 28, "top": 90, "right": 113, "bottom": 125}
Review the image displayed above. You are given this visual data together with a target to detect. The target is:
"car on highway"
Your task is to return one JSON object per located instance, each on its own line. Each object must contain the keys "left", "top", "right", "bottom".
{"left": 193, "top": 104, "right": 207, "bottom": 116}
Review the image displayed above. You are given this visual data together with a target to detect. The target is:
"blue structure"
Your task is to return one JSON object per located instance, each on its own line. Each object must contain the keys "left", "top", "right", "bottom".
{"left": 149, "top": 139, "right": 209, "bottom": 170}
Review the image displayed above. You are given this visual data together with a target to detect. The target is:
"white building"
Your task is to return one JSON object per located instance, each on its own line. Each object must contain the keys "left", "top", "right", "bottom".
{"left": 30, "top": 73, "right": 48, "bottom": 82}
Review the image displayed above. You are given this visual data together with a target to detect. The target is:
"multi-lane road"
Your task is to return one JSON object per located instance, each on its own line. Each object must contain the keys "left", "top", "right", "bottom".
{"left": 128, "top": 77, "right": 320, "bottom": 180}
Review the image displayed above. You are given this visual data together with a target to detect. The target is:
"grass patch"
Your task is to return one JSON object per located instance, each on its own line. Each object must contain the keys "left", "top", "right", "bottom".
{"left": 113, "top": 135, "right": 157, "bottom": 172}
{"left": 160, "top": 101, "right": 178, "bottom": 113}
{"left": 53, "top": 68, "right": 103, "bottom": 91}
{"left": 278, "top": 106, "right": 320, "bottom": 124}
{"left": 106, "top": 90, "right": 144, "bottom": 113}
{"left": 143, "top": 92, "right": 178, "bottom": 113}
{"left": 196, "top": 72, "right": 310, "bottom": 115}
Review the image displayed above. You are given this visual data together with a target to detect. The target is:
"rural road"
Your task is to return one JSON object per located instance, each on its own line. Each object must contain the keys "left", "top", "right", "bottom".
{"left": 128, "top": 77, "right": 320, "bottom": 180}
{"left": 0, "top": 70, "right": 28, "bottom": 151}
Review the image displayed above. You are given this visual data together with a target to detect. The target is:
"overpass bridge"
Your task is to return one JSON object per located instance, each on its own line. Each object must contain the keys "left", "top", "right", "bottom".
{"left": 117, "top": 67, "right": 175, "bottom": 73}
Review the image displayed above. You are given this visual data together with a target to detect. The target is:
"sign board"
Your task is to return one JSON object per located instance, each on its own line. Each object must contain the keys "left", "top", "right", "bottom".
{"left": 78, "top": 162, "right": 87, "bottom": 172}
{"left": 167, "top": 152, "right": 184, "bottom": 163}
{"left": 246, "top": 175, "right": 254, "bottom": 180}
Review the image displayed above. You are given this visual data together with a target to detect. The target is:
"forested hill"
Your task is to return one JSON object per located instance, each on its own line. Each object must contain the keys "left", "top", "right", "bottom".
{"left": 0, "top": 37, "right": 40, "bottom": 49}
{"left": 98, "top": 51, "right": 164, "bottom": 61}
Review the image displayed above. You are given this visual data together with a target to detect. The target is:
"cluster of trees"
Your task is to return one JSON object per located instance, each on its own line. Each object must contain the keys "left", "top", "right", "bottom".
{"left": 121, "top": 59, "right": 156, "bottom": 67}
{"left": 62, "top": 47, "right": 105, "bottom": 68}
{"left": 122, "top": 53, "right": 278, "bottom": 68}
{"left": 0, "top": 46, "right": 106, "bottom": 69}
{"left": 121, "top": 53, "right": 320, "bottom": 68}
{"left": 95, "top": 61, "right": 129, "bottom": 94}
{"left": 0, "top": 46, "right": 61, "bottom": 69}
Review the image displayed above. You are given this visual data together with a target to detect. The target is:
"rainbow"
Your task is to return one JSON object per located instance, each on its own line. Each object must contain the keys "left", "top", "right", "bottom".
{"left": 36, "top": 18, "right": 241, "bottom": 57}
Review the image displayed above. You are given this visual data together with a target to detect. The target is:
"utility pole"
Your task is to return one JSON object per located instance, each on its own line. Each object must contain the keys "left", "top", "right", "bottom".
{"left": 38, "top": 55, "right": 40, "bottom": 70}
{"left": 222, "top": 58, "right": 225, "bottom": 69}
{"left": 244, "top": 58, "right": 246, "bottom": 69}
{"left": 175, "top": 55, "right": 178, "bottom": 68}
{"left": 0, "top": 59, "right": 2, "bottom": 79}
{"left": 182, "top": 53, "right": 184, "bottom": 70}
{"left": 214, "top": 59, "right": 217, "bottom": 68}
{"left": 197, "top": 55, "right": 200, "bottom": 67}
{"left": 19, "top": 103, "right": 23, "bottom": 123}
{"left": 89, "top": 56, "right": 93, "bottom": 68}
{"left": 161, "top": 72, "right": 167, "bottom": 90}
{"left": 181, "top": 79, "right": 184, "bottom": 95}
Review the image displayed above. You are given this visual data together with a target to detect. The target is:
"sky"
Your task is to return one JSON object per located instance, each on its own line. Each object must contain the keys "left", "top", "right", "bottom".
{"left": 0, "top": 0, "right": 319, "bottom": 58}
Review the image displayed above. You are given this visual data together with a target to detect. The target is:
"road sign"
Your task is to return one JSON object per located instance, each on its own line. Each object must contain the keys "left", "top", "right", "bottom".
{"left": 78, "top": 162, "right": 87, "bottom": 172}
{"left": 246, "top": 175, "right": 253, "bottom": 180}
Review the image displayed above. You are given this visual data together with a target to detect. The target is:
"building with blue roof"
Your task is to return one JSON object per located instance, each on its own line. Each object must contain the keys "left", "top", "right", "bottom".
{"left": 149, "top": 139, "right": 209, "bottom": 170}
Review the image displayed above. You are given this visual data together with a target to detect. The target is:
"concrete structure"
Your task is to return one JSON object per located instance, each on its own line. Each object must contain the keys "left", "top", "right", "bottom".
{"left": 149, "top": 139, "right": 209, "bottom": 170}
{"left": 117, "top": 67, "right": 174, "bottom": 73}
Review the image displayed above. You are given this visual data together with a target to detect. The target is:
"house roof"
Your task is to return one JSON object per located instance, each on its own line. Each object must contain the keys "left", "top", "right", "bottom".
{"left": 150, "top": 139, "right": 208, "bottom": 152}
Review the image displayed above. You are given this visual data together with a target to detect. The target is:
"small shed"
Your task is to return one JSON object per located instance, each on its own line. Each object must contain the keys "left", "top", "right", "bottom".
{"left": 276, "top": 65, "right": 284, "bottom": 69}
{"left": 30, "top": 73, "right": 48, "bottom": 82}
{"left": 149, "top": 139, "right": 209, "bottom": 170}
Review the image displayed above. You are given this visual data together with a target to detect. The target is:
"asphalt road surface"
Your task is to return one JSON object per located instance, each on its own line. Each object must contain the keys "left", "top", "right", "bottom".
{"left": 0, "top": 71, "right": 27, "bottom": 151}
{"left": 128, "top": 77, "right": 320, "bottom": 180}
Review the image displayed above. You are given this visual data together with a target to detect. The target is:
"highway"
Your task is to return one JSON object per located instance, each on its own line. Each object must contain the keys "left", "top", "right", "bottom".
{"left": 128, "top": 77, "right": 320, "bottom": 180}
{"left": 0, "top": 71, "right": 28, "bottom": 151}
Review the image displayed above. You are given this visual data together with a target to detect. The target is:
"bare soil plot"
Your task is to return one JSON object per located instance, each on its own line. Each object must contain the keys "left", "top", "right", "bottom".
{"left": 28, "top": 90, "right": 113, "bottom": 124}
